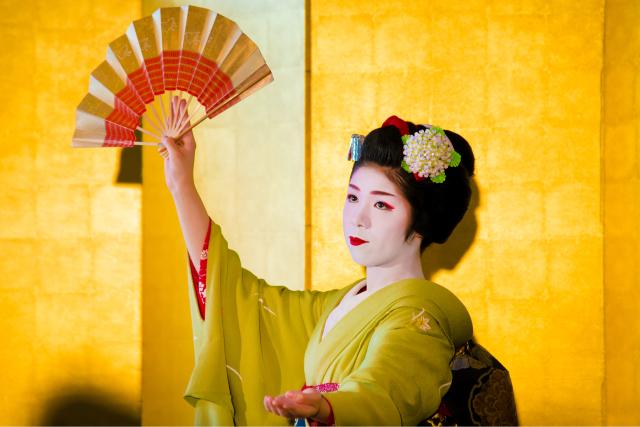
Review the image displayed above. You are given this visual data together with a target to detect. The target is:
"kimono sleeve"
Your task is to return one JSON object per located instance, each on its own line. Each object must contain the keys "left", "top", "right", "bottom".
{"left": 183, "top": 218, "right": 337, "bottom": 425}
{"left": 323, "top": 306, "right": 455, "bottom": 426}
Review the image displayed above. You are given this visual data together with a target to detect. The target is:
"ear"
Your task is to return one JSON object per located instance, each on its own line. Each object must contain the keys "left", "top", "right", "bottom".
{"left": 409, "top": 231, "right": 423, "bottom": 242}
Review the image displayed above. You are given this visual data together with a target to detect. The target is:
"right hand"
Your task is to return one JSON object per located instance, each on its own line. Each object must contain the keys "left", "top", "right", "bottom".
{"left": 158, "top": 96, "right": 197, "bottom": 195}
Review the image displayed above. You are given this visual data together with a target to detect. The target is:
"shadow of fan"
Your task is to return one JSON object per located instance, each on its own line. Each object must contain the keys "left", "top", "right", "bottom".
{"left": 40, "top": 385, "right": 140, "bottom": 426}
{"left": 421, "top": 178, "right": 480, "bottom": 280}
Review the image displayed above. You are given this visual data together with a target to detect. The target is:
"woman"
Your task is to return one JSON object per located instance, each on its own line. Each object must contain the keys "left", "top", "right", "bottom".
{"left": 160, "top": 98, "right": 475, "bottom": 425}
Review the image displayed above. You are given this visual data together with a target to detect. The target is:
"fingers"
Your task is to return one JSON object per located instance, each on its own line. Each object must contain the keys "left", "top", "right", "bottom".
{"left": 170, "top": 95, "right": 179, "bottom": 122}
{"left": 263, "top": 396, "right": 275, "bottom": 414}
{"left": 265, "top": 394, "right": 299, "bottom": 419}
{"left": 157, "top": 144, "right": 169, "bottom": 160}
{"left": 264, "top": 395, "right": 287, "bottom": 418}
{"left": 175, "top": 99, "right": 195, "bottom": 145}
{"left": 165, "top": 95, "right": 194, "bottom": 148}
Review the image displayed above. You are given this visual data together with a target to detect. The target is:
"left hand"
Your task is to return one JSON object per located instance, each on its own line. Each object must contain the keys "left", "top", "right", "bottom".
{"left": 263, "top": 388, "right": 325, "bottom": 420}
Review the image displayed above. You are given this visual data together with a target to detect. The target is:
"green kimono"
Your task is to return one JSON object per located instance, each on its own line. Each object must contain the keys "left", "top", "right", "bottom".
{"left": 183, "top": 220, "right": 473, "bottom": 425}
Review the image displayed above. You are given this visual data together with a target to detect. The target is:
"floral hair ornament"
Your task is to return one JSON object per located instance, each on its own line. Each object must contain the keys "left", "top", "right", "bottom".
{"left": 401, "top": 125, "right": 461, "bottom": 183}
{"left": 380, "top": 115, "right": 461, "bottom": 183}
{"left": 347, "top": 134, "right": 365, "bottom": 161}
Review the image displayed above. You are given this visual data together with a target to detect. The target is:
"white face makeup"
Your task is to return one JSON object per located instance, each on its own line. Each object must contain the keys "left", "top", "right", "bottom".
{"left": 342, "top": 164, "right": 419, "bottom": 268}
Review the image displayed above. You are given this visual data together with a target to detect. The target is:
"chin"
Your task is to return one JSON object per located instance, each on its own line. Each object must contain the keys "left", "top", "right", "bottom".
{"left": 346, "top": 248, "right": 366, "bottom": 267}
{"left": 347, "top": 250, "right": 377, "bottom": 268}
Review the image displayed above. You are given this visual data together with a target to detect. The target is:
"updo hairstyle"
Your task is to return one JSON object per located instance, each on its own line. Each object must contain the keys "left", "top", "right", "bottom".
{"left": 350, "top": 119, "right": 475, "bottom": 253}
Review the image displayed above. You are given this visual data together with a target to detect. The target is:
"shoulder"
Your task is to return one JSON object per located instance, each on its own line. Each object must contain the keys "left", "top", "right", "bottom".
{"left": 387, "top": 280, "right": 473, "bottom": 348}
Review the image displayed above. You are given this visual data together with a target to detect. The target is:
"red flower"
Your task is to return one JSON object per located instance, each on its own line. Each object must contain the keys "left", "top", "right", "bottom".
{"left": 381, "top": 115, "right": 409, "bottom": 136}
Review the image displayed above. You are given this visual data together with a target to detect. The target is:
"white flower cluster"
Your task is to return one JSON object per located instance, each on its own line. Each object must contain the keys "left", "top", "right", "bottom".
{"left": 402, "top": 127, "right": 454, "bottom": 179}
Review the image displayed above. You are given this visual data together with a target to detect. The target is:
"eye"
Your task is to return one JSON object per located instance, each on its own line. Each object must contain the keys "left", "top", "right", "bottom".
{"left": 347, "top": 194, "right": 358, "bottom": 202}
{"left": 374, "top": 201, "right": 392, "bottom": 210}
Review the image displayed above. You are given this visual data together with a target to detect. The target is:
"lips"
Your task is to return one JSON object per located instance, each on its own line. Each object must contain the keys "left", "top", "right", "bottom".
{"left": 349, "top": 236, "right": 369, "bottom": 246}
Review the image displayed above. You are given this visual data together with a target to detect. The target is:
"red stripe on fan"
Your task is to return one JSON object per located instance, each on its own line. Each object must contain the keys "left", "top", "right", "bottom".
{"left": 113, "top": 97, "right": 141, "bottom": 128}
{"left": 189, "top": 57, "right": 219, "bottom": 99}
{"left": 116, "top": 82, "right": 147, "bottom": 116}
{"left": 188, "top": 75, "right": 207, "bottom": 95}
{"left": 197, "top": 56, "right": 234, "bottom": 106}
{"left": 105, "top": 121, "right": 136, "bottom": 147}
{"left": 184, "top": 55, "right": 207, "bottom": 97}
{"left": 163, "top": 51, "right": 180, "bottom": 91}
{"left": 198, "top": 61, "right": 234, "bottom": 110}
{"left": 200, "top": 72, "right": 235, "bottom": 110}
{"left": 106, "top": 107, "right": 139, "bottom": 130}
{"left": 176, "top": 50, "right": 200, "bottom": 92}
{"left": 105, "top": 122, "right": 132, "bottom": 141}
{"left": 145, "top": 56, "right": 165, "bottom": 95}
{"left": 128, "top": 68, "right": 155, "bottom": 104}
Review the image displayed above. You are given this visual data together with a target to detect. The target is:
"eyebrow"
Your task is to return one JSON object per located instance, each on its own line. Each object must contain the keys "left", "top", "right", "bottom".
{"left": 349, "top": 183, "right": 396, "bottom": 197}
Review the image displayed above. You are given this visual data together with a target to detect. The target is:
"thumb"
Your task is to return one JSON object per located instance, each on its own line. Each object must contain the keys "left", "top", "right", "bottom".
{"left": 302, "top": 388, "right": 317, "bottom": 394}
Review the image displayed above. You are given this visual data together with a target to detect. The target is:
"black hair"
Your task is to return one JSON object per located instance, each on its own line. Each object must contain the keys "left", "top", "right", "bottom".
{"left": 350, "top": 120, "right": 475, "bottom": 253}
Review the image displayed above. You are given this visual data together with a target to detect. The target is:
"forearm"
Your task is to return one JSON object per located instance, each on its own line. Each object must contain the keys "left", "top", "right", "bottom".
{"left": 171, "top": 182, "right": 210, "bottom": 267}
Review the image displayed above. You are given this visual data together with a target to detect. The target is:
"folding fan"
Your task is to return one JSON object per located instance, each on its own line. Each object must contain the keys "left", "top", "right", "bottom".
{"left": 72, "top": 5, "right": 273, "bottom": 148}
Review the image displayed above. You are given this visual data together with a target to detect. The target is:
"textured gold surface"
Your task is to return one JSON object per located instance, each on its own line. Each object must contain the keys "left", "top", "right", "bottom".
{"left": 603, "top": 0, "right": 640, "bottom": 424}
{"left": 133, "top": 16, "right": 159, "bottom": 59}
{"left": 0, "top": 0, "right": 142, "bottom": 424}
{"left": 110, "top": 34, "right": 140, "bottom": 73}
{"left": 159, "top": 7, "right": 181, "bottom": 51}
{"left": 202, "top": 14, "right": 238, "bottom": 61}
{"left": 77, "top": 94, "right": 112, "bottom": 119}
{"left": 92, "top": 61, "right": 126, "bottom": 93}
{"left": 183, "top": 5, "right": 209, "bottom": 52}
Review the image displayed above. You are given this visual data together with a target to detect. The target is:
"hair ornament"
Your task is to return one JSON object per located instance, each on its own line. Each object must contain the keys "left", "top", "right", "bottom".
{"left": 347, "top": 134, "right": 365, "bottom": 161}
{"left": 347, "top": 115, "right": 462, "bottom": 183}
{"left": 401, "top": 125, "right": 461, "bottom": 183}
{"left": 381, "top": 115, "right": 409, "bottom": 136}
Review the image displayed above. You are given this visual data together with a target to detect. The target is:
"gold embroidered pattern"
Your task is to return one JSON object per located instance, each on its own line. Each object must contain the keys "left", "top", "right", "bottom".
{"left": 411, "top": 308, "right": 432, "bottom": 332}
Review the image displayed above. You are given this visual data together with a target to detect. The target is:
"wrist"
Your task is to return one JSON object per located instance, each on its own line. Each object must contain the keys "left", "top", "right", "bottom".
{"left": 309, "top": 395, "right": 331, "bottom": 423}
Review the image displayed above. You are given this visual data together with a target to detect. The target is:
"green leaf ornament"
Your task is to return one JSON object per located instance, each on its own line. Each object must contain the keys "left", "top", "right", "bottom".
{"left": 401, "top": 159, "right": 412, "bottom": 173}
{"left": 450, "top": 150, "right": 461, "bottom": 167}
{"left": 431, "top": 172, "right": 446, "bottom": 183}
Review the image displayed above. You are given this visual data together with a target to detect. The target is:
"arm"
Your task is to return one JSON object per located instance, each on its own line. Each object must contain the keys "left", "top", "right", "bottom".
{"left": 159, "top": 96, "right": 209, "bottom": 267}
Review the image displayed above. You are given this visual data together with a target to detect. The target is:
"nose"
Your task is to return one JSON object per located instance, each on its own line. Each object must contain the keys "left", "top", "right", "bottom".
{"left": 353, "top": 203, "right": 371, "bottom": 229}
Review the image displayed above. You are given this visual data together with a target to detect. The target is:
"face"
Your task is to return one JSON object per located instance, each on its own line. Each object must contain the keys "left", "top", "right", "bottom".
{"left": 343, "top": 164, "right": 420, "bottom": 267}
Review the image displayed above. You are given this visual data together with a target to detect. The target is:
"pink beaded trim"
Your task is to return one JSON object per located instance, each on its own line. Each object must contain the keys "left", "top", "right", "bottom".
{"left": 301, "top": 382, "right": 340, "bottom": 393}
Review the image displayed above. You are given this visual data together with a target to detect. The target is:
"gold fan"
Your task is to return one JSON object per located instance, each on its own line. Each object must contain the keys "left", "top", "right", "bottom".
{"left": 72, "top": 5, "right": 273, "bottom": 148}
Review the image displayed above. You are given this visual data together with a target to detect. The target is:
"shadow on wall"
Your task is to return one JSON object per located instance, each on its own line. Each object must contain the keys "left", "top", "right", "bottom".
{"left": 40, "top": 386, "right": 140, "bottom": 426}
{"left": 421, "top": 178, "right": 480, "bottom": 280}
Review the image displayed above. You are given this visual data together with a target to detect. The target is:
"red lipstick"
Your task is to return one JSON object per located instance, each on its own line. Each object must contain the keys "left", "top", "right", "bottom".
{"left": 349, "top": 236, "right": 368, "bottom": 246}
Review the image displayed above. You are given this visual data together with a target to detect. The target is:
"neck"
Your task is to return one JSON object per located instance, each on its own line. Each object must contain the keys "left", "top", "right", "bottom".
{"left": 364, "top": 254, "right": 425, "bottom": 293}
